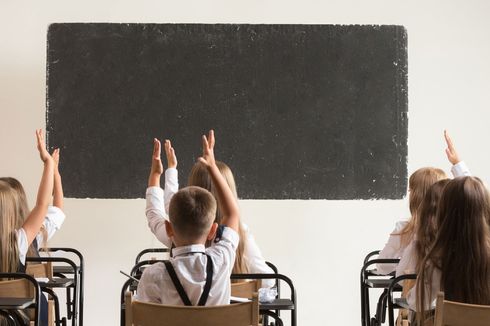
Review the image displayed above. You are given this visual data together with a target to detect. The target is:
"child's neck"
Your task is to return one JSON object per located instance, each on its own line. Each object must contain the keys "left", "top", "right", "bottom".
{"left": 172, "top": 236, "right": 207, "bottom": 248}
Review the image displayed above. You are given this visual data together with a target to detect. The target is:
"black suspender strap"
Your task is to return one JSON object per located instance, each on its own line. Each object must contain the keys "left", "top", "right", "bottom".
{"left": 164, "top": 260, "right": 192, "bottom": 306}
{"left": 164, "top": 254, "right": 214, "bottom": 306}
{"left": 198, "top": 255, "right": 214, "bottom": 306}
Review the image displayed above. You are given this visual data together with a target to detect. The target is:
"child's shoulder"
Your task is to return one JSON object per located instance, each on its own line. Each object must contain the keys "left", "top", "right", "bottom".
{"left": 394, "top": 219, "right": 409, "bottom": 231}
{"left": 141, "top": 261, "right": 168, "bottom": 283}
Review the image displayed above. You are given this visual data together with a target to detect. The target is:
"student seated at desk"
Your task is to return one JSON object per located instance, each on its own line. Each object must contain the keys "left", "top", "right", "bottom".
{"left": 408, "top": 176, "right": 490, "bottom": 326}
{"left": 395, "top": 179, "right": 450, "bottom": 279}
{"left": 137, "top": 130, "right": 240, "bottom": 306}
{"left": 0, "top": 148, "right": 65, "bottom": 260}
{"left": 377, "top": 131, "right": 469, "bottom": 275}
{"left": 145, "top": 138, "right": 274, "bottom": 287}
{"left": 0, "top": 130, "right": 55, "bottom": 326}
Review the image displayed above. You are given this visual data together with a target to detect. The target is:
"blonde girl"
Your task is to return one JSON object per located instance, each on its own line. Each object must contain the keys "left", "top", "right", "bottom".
{"left": 377, "top": 131, "right": 469, "bottom": 274}
{"left": 0, "top": 130, "right": 55, "bottom": 273}
{"left": 395, "top": 178, "right": 450, "bottom": 277}
{"left": 0, "top": 158, "right": 65, "bottom": 258}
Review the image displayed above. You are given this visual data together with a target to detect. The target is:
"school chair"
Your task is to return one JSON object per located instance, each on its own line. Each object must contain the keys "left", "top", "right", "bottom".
{"left": 39, "top": 247, "right": 85, "bottom": 326}
{"left": 26, "top": 261, "right": 62, "bottom": 326}
{"left": 0, "top": 272, "right": 42, "bottom": 326}
{"left": 134, "top": 248, "right": 170, "bottom": 265}
{"left": 433, "top": 292, "right": 490, "bottom": 326}
{"left": 360, "top": 250, "right": 400, "bottom": 326}
{"left": 27, "top": 254, "right": 81, "bottom": 326}
{"left": 387, "top": 274, "right": 417, "bottom": 326}
{"left": 231, "top": 273, "right": 296, "bottom": 326}
{"left": 124, "top": 291, "right": 259, "bottom": 326}
{"left": 231, "top": 280, "right": 261, "bottom": 298}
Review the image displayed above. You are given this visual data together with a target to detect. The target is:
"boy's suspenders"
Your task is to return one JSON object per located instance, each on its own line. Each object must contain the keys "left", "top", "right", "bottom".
{"left": 164, "top": 254, "right": 214, "bottom": 306}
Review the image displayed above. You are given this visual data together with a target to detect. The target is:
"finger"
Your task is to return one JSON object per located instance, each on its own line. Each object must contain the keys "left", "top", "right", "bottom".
{"left": 445, "top": 148, "right": 451, "bottom": 157}
{"left": 36, "top": 129, "right": 42, "bottom": 143}
{"left": 198, "top": 157, "right": 207, "bottom": 165}
{"left": 209, "top": 130, "right": 215, "bottom": 148}
{"left": 153, "top": 139, "right": 161, "bottom": 158}
{"left": 444, "top": 130, "right": 455, "bottom": 150}
{"left": 202, "top": 134, "right": 209, "bottom": 152}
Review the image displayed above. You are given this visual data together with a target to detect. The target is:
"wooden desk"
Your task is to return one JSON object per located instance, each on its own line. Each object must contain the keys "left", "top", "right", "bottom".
{"left": 365, "top": 278, "right": 402, "bottom": 290}
{"left": 0, "top": 298, "right": 35, "bottom": 309}
{"left": 38, "top": 278, "right": 75, "bottom": 288}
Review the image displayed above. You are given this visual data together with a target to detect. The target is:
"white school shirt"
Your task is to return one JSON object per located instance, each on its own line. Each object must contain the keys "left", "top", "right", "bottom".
{"left": 395, "top": 238, "right": 417, "bottom": 277}
{"left": 376, "top": 161, "right": 471, "bottom": 275}
{"left": 16, "top": 206, "right": 66, "bottom": 264}
{"left": 406, "top": 264, "right": 441, "bottom": 311}
{"left": 136, "top": 227, "right": 239, "bottom": 306}
{"left": 146, "top": 168, "right": 276, "bottom": 287}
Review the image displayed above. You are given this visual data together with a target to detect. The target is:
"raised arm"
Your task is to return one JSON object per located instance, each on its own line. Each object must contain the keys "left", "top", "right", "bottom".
{"left": 444, "top": 130, "right": 471, "bottom": 177}
{"left": 146, "top": 138, "right": 171, "bottom": 247}
{"left": 22, "top": 129, "right": 55, "bottom": 245}
{"left": 52, "top": 148, "right": 64, "bottom": 209}
{"left": 163, "top": 139, "right": 178, "bottom": 214}
{"left": 444, "top": 130, "right": 461, "bottom": 165}
{"left": 198, "top": 130, "right": 240, "bottom": 232}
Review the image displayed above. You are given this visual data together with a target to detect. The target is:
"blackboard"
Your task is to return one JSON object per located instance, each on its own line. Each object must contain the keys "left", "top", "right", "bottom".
{"left": 46, "top": 23, "right": 408, "bottom": 199}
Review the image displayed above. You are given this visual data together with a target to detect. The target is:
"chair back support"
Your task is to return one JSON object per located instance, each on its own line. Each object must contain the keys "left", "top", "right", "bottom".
{"left": 231, "top": 280, "right": 261, "bottom": 298}
{"left": 26, "top": 262, "right": 53, "bottom": 279}
{"left": 0, "top": 278, "right": 34, "bottom": 297}
{"left": 125, "top": 292, "right": 259, "bottom": 326}
{"left": 434, "top": 292, "right": 490, "bottom": 326}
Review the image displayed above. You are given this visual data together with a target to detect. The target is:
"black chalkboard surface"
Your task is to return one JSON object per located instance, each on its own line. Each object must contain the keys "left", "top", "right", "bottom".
{"left": 46, "top": 24, "right": 407, "bottom": 199}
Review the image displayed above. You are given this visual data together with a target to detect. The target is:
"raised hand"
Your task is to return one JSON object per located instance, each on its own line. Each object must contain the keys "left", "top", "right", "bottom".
{"left": 36, "top": 129, "right": 53, "bottom": 164}
{"left": 198, "top": 130, "right": 216, "bottom": 167}
{"left": 164, "top": 140, "right": 177, "bottom": 169}
{"left": 149, "top": 138, "right": 163, "bottom": 187}
{"left": 444, "top": 130, "right": 461, "bottom": 165}
{"left": 151, "top": 138, "right": 164, "bottom": 175}
{"left": 52, "top": 148, "right": 60, "bottom": 168}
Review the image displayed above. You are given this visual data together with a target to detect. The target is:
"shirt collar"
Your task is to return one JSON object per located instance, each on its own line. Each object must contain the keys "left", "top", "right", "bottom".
{"left": 172, "top": 244, "right": 206, "bottom": 257}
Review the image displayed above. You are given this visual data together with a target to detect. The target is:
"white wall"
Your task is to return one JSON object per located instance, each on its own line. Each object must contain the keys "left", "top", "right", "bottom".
{"left": 1, "top": 0, "right": 489, "bottom": 324}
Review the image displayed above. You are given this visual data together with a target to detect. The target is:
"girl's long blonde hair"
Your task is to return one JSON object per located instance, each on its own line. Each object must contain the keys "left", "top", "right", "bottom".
{"left": 396, "top": 167, "right": 447, "bottom": 247}
{"left": 414, "top": 179, "right": 450, "bottom": 271}
{"left": 0, "top": 180, "right": 21, "bottom": 272}
{"left": 188, "top": 161, "right": 249, "bottom": 274}
{"left": 0, "top": 177, "right": 47, "bottom": 257}
{"left": 417, "top": 177, "right": 490, "bottom": 325}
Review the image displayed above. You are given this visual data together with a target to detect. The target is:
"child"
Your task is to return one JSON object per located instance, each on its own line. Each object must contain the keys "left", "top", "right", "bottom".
{"left": 0, "top": 130, "right": 55, "bottom": 325}
{"left": 137, "top": 130, "right": 240, "bottom": 306}
{"left": 145, "top": 138, "right": 275, "bottom": 286}
{"left": 395, "top": 178, "right": 450, "bottom": 277}
{"left": 0, "top": 148, "right": 65, "bottom": 259}
{"left": 376, "top": 131, "right": 469, "bottom": 274}
{"left": 409, "top": 176, "right": 490, "bottom": 325}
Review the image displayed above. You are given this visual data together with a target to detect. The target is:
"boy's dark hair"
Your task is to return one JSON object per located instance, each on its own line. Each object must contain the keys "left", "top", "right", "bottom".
{"left": 169, "top": 186, "right": 217, "bottom": 241}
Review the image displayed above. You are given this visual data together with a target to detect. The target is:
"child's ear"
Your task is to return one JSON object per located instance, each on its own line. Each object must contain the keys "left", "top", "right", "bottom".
{"left": 165, "top": 220, "right": 174, "bottom": 238}
{"left": 206, "top": 222, "right": 218, "bottom": 241}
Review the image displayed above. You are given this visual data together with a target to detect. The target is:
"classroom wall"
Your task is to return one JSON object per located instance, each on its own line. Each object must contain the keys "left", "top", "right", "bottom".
{"left": 1, "top": 0, "right": 489, "bottom": 324}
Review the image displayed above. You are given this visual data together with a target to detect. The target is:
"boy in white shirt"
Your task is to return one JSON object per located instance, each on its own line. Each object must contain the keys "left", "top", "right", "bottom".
{"left": 137, "top": 130, "right": 240, "bottom": 306}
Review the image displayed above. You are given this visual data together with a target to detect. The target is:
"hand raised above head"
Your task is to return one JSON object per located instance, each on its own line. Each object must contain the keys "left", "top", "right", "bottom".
{"left": 52, "top": 148, "right": 60, "bottom": 166}
{"left": 444, "top": 130, "right": 461, "bottom": 165}
{"left": 150, "top": 138, "right": 164, "bottom": 175}
{"left": 198, "top": 130, "right": 216, "bottom": 167}
{"left": 36, "top": 129, "right": 53, "bottom": 164}
{"left": 164, "top": 139, "right": 177, "bottom": 169}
